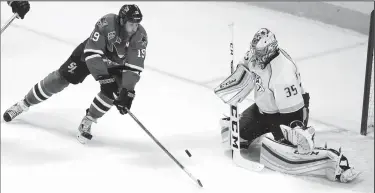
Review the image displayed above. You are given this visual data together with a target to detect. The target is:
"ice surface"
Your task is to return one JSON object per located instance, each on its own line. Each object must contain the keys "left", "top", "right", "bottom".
{"left": 1, "top": 2, "right": 373, "bottom": 193}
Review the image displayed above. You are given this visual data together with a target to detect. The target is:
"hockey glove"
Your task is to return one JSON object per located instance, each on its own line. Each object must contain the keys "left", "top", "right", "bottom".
{"left": 8, "top": 1, "right": 30, "bottom": 19}
{"left": 97, "top": 75, "right": 119, "bottom": 100}
{"left": 113, "top": 88, "right": 135, "bottom": 115}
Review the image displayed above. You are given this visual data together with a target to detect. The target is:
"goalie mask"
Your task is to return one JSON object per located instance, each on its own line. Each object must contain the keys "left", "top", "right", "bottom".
{"left": 249, "top": 28, "right": 279, "bottom": 69}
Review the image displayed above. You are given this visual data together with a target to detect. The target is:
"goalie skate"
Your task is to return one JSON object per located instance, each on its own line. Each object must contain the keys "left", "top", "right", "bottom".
{"left": 3, "top": 100, "right": 29, "bottom": 122}
{"left": 329, "top": 148, "right": 362, "bottom": 183}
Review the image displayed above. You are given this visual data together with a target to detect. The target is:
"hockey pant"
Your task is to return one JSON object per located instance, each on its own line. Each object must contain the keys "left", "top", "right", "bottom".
{"left": 240, "top": 103, "right": 308, "bottom": 142}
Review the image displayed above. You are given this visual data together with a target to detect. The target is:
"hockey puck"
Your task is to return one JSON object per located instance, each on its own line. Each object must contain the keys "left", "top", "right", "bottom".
{"left": 197, "top": 179, "right": 203, "bottom": 187}
{"left": 185, "top": 149, "right": 192, "bottom": 157}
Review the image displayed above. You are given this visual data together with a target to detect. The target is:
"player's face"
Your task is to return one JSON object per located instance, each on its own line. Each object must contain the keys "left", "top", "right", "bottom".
{"left": 125, "top": 21, "right": 139, "bottom": 35}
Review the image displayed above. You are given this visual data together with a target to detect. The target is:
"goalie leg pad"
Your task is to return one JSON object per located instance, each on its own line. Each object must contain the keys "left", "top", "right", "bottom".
{"left": 260, "top": 137, "right": 360, "bottom": 183}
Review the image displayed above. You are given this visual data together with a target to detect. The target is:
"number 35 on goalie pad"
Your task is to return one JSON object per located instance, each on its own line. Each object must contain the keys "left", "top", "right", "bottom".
{"left": 214, "top": 64, "right": 255, "bottom": 105}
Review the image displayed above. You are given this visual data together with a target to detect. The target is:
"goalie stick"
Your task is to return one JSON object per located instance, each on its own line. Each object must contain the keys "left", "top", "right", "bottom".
{"left": 125, "top": 108, "right": 203, "bottom": 188}
{"left": 1, "top": 13, "right": 19, "bottom": 34}
{"left": 228, "top": 23, "right": 264, "bottom": 172}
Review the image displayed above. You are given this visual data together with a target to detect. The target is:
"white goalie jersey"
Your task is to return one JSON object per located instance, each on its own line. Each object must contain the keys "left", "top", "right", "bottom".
{"left": 214, "top": 47, "right": 306, "bottom": 114}
{"left": 238, "top": 48, "right": 306, "bottom": 114}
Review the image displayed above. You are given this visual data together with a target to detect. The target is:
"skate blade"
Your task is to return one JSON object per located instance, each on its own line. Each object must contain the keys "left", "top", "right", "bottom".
{"left": 76, "top": 133, "right": 92, "bottom": 144}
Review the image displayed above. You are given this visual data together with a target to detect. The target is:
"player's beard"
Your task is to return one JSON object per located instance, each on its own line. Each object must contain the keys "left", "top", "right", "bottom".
{"left": 124, "top": 23, "right": 138, "bottom": 36}
{"left": 127, "top": 30, "right": 136, "bottom": 36}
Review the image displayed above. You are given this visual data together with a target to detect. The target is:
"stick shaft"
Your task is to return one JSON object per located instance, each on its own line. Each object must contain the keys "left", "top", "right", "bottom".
{"left": 126, "top": 108, "right": 203, "bottom": 187}
{"left": 1, "top": 13, "right": 19, "bottom": 34}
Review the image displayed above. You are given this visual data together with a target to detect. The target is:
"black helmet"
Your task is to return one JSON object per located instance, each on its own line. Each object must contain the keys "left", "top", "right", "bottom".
{"left": 118, "top": 4, "right": 143, "bottom": 25}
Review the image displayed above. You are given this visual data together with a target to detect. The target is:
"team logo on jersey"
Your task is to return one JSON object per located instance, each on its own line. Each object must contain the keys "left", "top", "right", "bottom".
{"left": 115, "top": 36, "right": 122, "bottom": 44}
{"left": 96, "top": 18, "right": 108, "bottom": 28}
{"left": 255, "top": 75, "right": 265, "bottom": 92}
{"left": 67, "top": 62, "right": 77, "bottom": 74}
{"left": 108, "top": 31, "right": 116, "bottom": 40}
{"left": 138, "top": 33, "right": 148, "bottom": 47}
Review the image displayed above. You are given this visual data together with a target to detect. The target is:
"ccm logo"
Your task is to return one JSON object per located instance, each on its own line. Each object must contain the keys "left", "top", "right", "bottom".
{"left": 220, "top": 79, "right": 236, "bottom": 88}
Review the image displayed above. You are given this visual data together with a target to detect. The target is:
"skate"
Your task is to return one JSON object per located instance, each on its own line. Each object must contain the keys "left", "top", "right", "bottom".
{"left": 76, "top": 109, "right": 97, "bottom": 144}
{"left": 325, "top": 148, "right": 361, "bottom": 183}
{"left": 3, "top": 99, "right": 30, "bottom": 122}
{"left": 335, "top": 152, "right": 362, "bottom": 183}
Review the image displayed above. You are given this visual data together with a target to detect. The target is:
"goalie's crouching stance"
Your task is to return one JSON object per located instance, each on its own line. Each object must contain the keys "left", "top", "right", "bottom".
{"left": 215, "top": 28, "right": 360, "bottom": 183}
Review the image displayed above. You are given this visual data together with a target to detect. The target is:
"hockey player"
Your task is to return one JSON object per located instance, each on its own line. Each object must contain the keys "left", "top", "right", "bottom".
{"left": 215, "top": 28, "right": 359, "bottom": 183}
{"left": 7, "top": 1, "right": 30, "bottom": 19}
{"left": 3, "top": 4, "right": 148, "bottom": 144}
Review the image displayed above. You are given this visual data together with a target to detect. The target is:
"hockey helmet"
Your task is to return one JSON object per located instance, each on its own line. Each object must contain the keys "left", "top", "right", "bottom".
{"left": 249, "top": 28, "right": 279, "bottom": 67}
{"left": 119, "top": 4, "right": 143, "bottom": 25}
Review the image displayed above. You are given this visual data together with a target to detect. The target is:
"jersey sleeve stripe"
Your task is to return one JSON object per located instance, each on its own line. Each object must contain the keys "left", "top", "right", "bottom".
{"left": 85, "top": 54, "right": 102, "bottom": 61}
{"left": 125, "top": 63, "right": 143, "bottom": 72}
{"left": 84, "top": 49, "right": 104, "bottom": 55}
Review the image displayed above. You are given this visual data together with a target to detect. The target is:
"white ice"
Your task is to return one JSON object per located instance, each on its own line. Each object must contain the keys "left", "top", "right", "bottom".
{"left": 1, "top": 2, "right": 373, "bottom": 193}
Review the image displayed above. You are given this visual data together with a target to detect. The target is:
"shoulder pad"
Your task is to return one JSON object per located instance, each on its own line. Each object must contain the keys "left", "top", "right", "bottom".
{"left": 270, "top": 52, "right": 297, "bottom": 79}
{"left": 95, "top": 13, "right": 118, "bottom": 33}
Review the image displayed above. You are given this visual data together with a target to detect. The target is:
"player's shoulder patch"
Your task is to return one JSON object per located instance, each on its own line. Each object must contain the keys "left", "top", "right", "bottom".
{"left": 96, "top": 13, "right": 117, "bottom": 31}
{"left": 131, "top": 24, "right": 148, "bottom": 49}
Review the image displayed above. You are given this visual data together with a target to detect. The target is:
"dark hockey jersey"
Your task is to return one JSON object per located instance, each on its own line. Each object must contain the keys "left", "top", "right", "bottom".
{"left": 83, "top": 13, "right": 148, "bottom": 90}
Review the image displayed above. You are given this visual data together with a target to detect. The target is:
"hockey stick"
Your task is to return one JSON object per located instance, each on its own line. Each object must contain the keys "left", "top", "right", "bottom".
{"left": 125, "top": 108, "right": 203, "bottom": 188}
{"left": 228, "top": 23, "right": 264, "bottom": 172}
{"left": 1, "top": 13, "right": 19, "bottom": 34}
